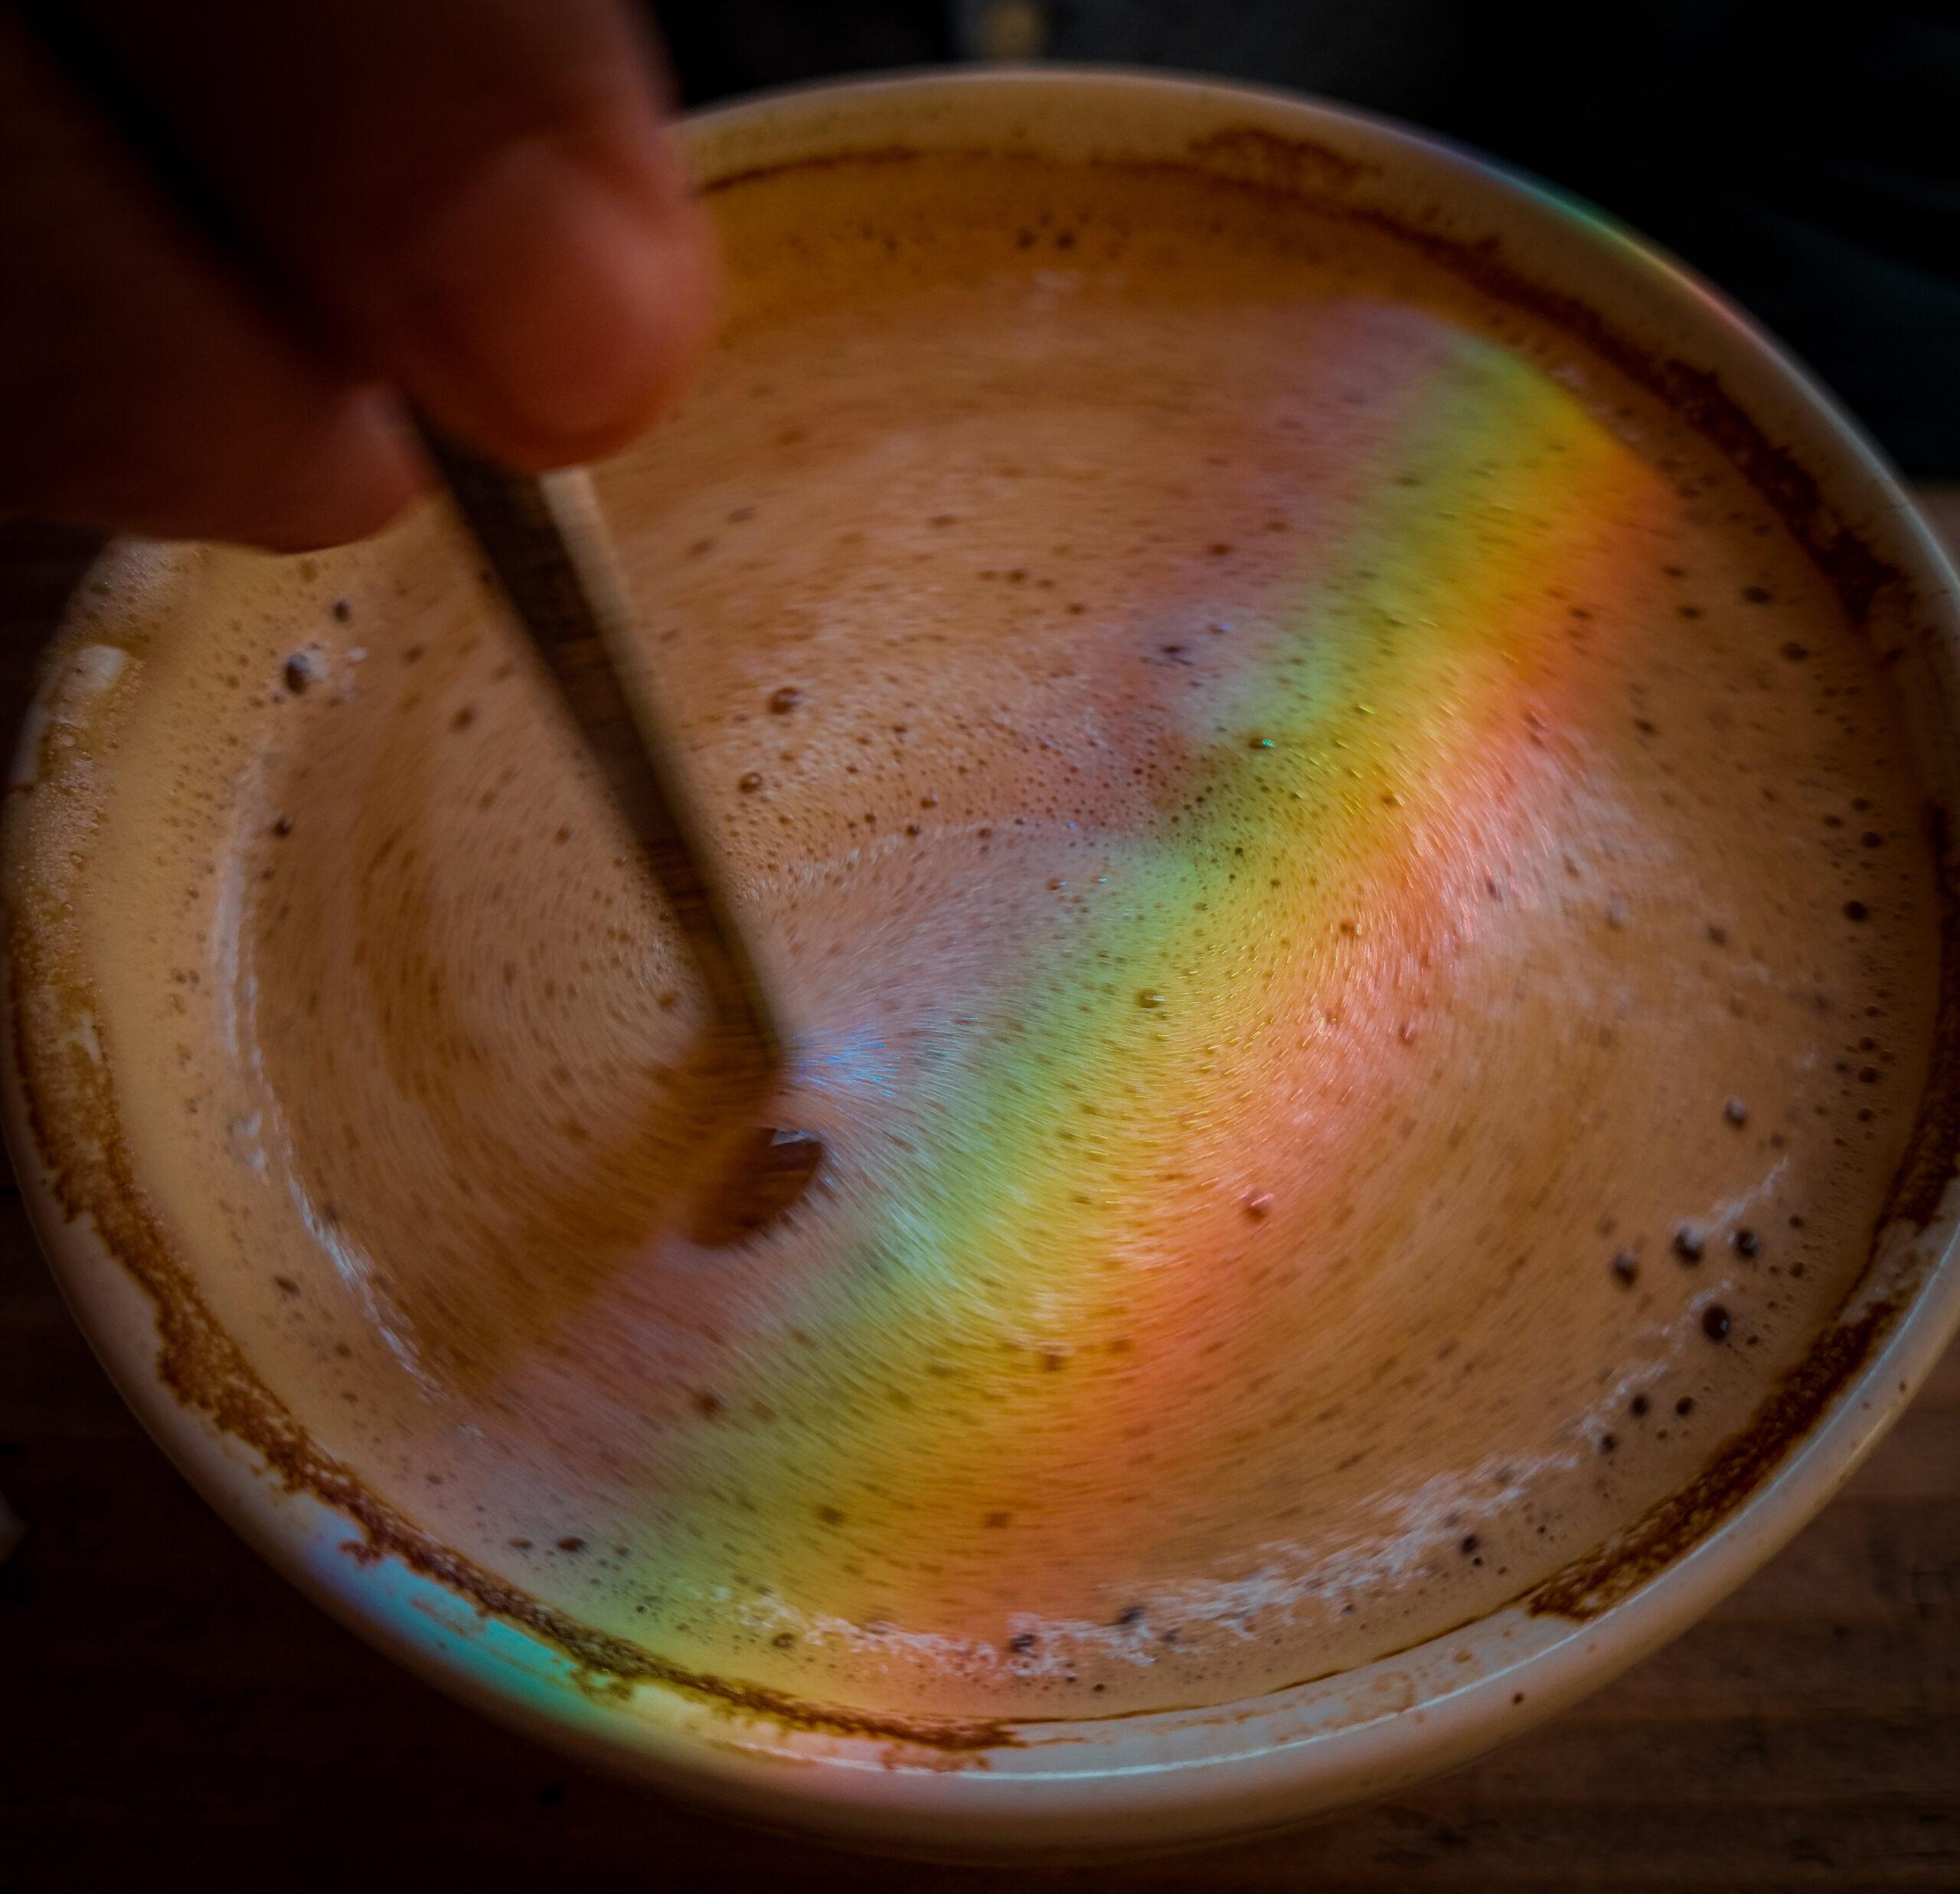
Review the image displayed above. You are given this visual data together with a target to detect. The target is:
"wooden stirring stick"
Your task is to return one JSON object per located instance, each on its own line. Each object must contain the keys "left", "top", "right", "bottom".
{"left": 423, "top": 433, "right": 786, "bottom": 1082}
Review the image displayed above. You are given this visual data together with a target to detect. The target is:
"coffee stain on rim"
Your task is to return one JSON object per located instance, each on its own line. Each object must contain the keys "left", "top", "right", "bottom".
{"left": 1184, "top": 123, "right": 1379, "bottom": 191}
{"left": 1524, "top": 1304, "right": 1893, "bottom": 1619}
{"left": 8, "top": 126, "right": 1957, "bottom": 1744}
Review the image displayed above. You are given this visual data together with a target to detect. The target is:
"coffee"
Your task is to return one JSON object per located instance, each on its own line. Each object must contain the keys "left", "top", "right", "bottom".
{"left": 15, "top": 149, "right": 1939, "bottom": 1726}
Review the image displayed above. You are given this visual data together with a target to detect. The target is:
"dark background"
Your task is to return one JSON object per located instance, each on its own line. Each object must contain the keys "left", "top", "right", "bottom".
{"left": 650, "top": 0, "right": 1960, "bottom": 478}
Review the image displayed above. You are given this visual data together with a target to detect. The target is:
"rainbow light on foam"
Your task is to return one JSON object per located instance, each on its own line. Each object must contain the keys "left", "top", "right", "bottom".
{"left": 626, "top": 334, "right": 1654, "bottom": 1636}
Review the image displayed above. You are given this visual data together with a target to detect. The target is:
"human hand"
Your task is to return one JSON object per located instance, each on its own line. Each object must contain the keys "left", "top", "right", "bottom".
{"left": 0, "top": 0, "right": 717, "bottom": 549}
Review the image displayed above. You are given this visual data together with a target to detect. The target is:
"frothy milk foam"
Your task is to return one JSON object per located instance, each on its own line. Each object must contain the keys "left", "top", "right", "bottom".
{"left": 29, "top": 153, "right": 1940, "bottom": 1722}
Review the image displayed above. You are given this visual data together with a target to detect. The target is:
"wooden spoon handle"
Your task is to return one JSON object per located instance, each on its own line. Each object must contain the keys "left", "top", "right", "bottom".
{"left": 423, "top": 431, "right": 784, "bottom": 1076}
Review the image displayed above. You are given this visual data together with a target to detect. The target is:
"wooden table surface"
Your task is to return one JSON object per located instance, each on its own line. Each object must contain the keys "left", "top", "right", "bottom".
{"left": 2, "top": 502, "right": 1956, "bottom": 1892}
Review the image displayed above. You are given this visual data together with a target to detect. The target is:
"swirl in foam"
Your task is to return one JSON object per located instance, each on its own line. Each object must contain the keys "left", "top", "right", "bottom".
{"left": 41, "top": 155, "right": 1941, "bottom": 1720}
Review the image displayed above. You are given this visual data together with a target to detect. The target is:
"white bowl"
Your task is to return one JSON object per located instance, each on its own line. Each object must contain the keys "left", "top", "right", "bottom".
{"left": 8, "top": 69, "right": 1960, "bottom": 1860}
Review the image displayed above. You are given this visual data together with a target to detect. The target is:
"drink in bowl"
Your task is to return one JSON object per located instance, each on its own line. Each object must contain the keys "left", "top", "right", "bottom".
{"left": 8, "top": 70, "right": 1960, "bottom": 1857}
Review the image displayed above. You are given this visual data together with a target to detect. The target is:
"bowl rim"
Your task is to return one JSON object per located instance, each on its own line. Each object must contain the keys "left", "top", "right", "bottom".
{"left": 8, "top": 63, "right": 1960, "bottom": 1860}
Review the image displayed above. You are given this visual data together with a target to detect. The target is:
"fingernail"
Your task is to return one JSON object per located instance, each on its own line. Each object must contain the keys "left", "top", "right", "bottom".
{"left": 403, "top": 136, "right": 711, "bottom": 454}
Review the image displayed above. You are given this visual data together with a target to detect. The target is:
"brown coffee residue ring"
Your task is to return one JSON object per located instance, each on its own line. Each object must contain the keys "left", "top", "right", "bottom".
{"left": 8, "top": 128, "right": 1955, "bottom": 1748}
